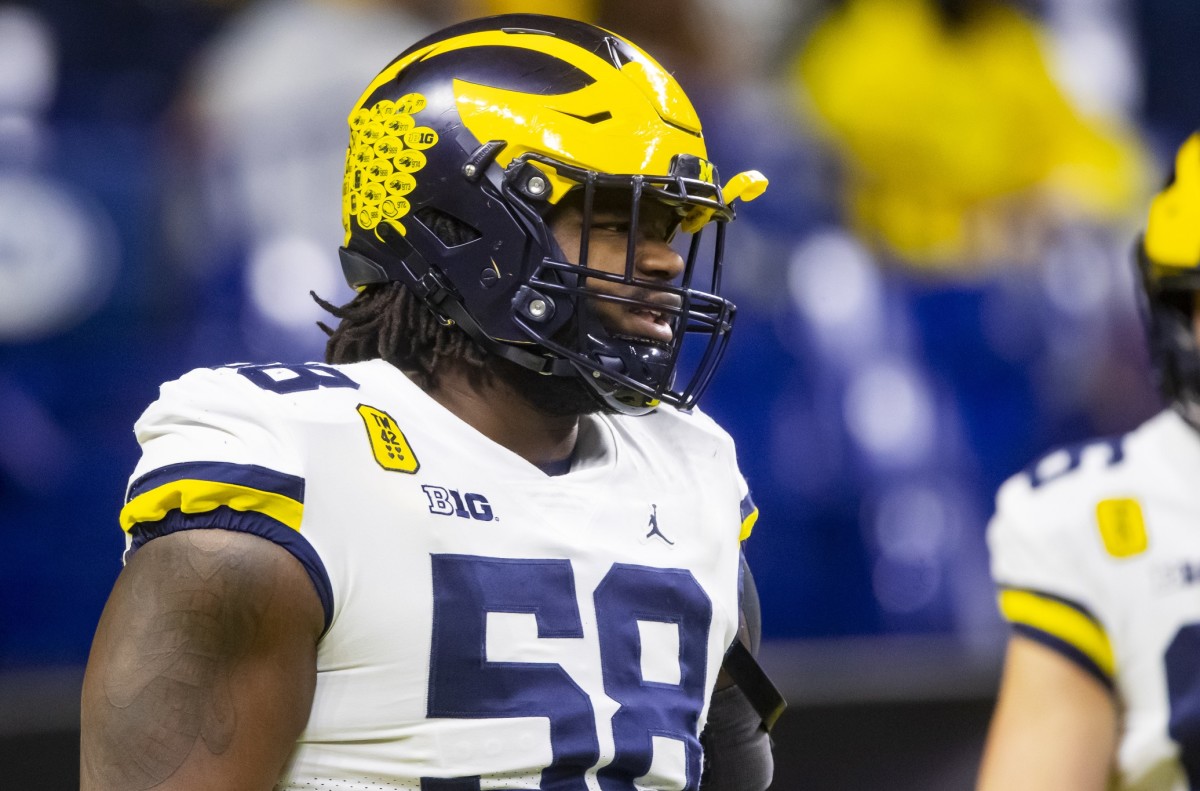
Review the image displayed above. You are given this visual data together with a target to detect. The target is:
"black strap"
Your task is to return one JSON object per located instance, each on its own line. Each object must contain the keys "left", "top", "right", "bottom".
{"left": 721, "top": 639, "right": 786, "bottom": 732}
{"left": 339, "top": 245, "right": 575, "bottom": 377}
{"left": 437, "top": 297, "right": 576, "bottom": 377}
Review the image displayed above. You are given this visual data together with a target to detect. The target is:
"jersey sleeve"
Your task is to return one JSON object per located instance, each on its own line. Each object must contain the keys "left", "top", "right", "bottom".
{"left": 119, "top": 366, "right": 333, "bottom": 630}
{"left": 737, "top": 486, "right": 758, "bottom": 542}
{"left": 684, "top": 405, "right": 759, "bottom": 542}
{"left": 987, "top": 471, "right": 1115, "bottom": 691}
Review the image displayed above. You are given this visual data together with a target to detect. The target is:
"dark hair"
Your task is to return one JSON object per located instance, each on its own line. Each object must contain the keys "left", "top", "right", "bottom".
{"left": 316, "top": 207, "right": 490, "bottom": 388}
{"left": 314, "top": 282, "right": 488, "bottom": 390}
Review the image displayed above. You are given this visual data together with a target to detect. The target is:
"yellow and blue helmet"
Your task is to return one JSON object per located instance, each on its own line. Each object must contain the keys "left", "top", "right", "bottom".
{"left": 338, "top": 13, "right": 766, "bottom": 414}
{"left": 1140, "top": 132, "right": 1200, "bottom": 414}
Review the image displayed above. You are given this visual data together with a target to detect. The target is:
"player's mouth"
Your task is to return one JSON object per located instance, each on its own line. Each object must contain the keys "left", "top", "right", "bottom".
{"left": 606, "top": 292, "right": 681, "bottom": 345}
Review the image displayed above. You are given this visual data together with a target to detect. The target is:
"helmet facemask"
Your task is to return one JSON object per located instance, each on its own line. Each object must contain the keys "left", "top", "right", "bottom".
{"left": 501, "top": 154, "right": 737, "bottom": 415}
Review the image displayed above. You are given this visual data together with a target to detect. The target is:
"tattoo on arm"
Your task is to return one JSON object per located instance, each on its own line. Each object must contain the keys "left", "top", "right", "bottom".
{"left": 81, "top": 530, "right": 321, "bottom": 790}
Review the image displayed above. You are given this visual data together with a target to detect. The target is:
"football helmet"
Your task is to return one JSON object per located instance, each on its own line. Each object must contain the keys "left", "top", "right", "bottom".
{"left": 1139, "top": 132, "right": 1200, "bottom": 422}
{"left": 338, "top": 13, "right": 766, "bottom": 414}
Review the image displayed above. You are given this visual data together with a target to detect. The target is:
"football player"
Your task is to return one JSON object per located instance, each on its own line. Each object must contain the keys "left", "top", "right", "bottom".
{"left": 977, "top": 131, "right": 1200, "bottom": 791}
{"left": 80, "top": 14, "right": 782, "bottom": 791}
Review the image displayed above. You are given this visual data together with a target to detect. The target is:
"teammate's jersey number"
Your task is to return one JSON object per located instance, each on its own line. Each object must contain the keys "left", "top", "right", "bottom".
{"left": 1166, "top": 623, "right": 1200, "bottom": 788}
{"left": 428, "top": 555, "right": 713, "bottom": 790}
{"left": 1026, "top": 436, "right": 1125, "bottom": 489}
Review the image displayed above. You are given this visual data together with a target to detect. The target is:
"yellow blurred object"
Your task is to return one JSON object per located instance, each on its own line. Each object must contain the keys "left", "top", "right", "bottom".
{"left": 471, "top": 0, "right": 598, "bottom": 23}
{"left": 795, "top": 0, "right": 1147, "bottom": 268}
{"left": 722, "top": 170, "right": 769, "bottom": 205}
{"left": 1144, "top": 133, "right": 1200, "bottom": 273}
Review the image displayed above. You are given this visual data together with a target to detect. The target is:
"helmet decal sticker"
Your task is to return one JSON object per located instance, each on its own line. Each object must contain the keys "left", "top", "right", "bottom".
{"left": 343, "top": 93, "right": 434, "bottom": 239}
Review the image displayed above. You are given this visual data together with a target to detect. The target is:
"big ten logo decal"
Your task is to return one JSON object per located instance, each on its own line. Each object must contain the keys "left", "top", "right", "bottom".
{"left": 422, "top": 485, "right": 494, "bottom": 522}
{"left": 356, "top": 404, "right": 419, "bottom": 473}
{"left": 342, "top": 92, "right": 437, "bottom": 238}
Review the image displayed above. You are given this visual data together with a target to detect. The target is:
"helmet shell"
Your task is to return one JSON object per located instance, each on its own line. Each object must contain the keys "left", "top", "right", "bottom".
{"left": 339, "top": 14, "right": 763, "bottom": 412}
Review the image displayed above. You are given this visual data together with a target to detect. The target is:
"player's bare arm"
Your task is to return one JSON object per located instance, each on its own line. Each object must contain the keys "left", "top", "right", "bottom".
{"left": 81, "top": 529, "right": 323, "bottom": 791}
{"left": 976, "top": 634, "right": 1118, "bottom": 791}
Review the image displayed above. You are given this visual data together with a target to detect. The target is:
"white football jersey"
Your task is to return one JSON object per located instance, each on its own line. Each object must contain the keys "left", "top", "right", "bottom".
{"left": 119, "top": 359, "right": 757, "bottom": 791}
{"left": 989, "top": 407, "right": 1200, "bottom": 790}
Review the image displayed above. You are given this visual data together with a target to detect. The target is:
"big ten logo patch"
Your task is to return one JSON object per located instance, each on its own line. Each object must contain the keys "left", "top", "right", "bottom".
{"left": 356, "top": 404, "right": 419, "bottom": 473}
{"left": 422, "top": 485, "right": 494, "bottom": 522}
{"left": 342, "top": 92, "right": 437, "bottom": 237}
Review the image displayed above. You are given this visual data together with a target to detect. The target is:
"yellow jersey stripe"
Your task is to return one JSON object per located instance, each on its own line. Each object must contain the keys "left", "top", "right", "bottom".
{"left": 998, "top": 588, "right": 1115, "bottom": 679}
{"left": 120, "top": 479, "right": 304, "bottom": 533}
{"left": 739, "top": 507, "right": 759, "bottom": 542}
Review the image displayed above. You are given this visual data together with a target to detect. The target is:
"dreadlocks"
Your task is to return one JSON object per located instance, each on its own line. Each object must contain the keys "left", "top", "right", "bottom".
{"left": 315, "top": 282, "right": 601, "bottom": 417}
{"left": 315, "top": 204, "right": 602, "bottom": 414}
{"left": 314, "top": 282, "right": 489, "bottom": 391}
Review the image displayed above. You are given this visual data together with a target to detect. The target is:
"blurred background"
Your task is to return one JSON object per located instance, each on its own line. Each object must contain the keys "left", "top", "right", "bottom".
{"left": 0, "top": 0, "right": 1192, "bottom": 787}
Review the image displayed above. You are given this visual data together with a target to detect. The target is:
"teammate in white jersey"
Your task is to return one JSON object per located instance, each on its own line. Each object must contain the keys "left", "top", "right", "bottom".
{"left": 80, "top": 14, "right": 781, "bottom": 791}
{"left": 977, "top": 132, "right": 1200, "bottom": 791}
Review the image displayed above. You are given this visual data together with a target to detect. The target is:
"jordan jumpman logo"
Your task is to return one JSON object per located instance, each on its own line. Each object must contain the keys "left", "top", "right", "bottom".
{"left": 645, "top": 504, "right": 674, "bottom": 545}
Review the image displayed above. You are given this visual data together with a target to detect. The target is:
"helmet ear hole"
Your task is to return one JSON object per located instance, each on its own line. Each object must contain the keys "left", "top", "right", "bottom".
{"left": 414, "top": 207, "right": 482, "bottom": 248}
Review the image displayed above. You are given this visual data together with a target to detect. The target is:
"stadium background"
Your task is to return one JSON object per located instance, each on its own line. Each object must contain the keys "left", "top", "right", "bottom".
{"left": 0, "top": 0, "right": 1194, "bottom": 787}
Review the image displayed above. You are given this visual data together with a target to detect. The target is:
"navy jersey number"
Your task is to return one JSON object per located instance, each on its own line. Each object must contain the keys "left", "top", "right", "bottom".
{"left": 1025, "top": 436, "right": 1125, "bottom": 489}
{"left": 428, "top": 556, "right": 598, "bottom": 790}
{"left": 595, "top": 564, "right": 712, "bottom": 790}
{"left": 1166, "top": 623, "right": 1200, "bottom": 787}
{"left": 231, "top": 362, "right": 359, "bottom": 394}
{"left": 426, "top": 555, "right": 713, "bottom": 790}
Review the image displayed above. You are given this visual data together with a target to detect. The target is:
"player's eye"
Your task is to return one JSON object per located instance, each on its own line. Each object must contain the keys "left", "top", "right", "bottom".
{"left": 593, "top": 221, "right": 630, "bottom": 234}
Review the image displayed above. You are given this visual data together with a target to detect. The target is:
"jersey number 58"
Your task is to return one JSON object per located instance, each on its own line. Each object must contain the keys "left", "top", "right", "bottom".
{"left": 426, "top": 554, "right": 713, "bottom": 791}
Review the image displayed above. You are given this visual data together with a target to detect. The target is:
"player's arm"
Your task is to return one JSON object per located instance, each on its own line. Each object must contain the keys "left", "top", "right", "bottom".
{"left": 699, "top": 553, "right": 776, "bottom": 791}
{"left": 976, "top": 632, "right": 1118, "bottom": 791}
{"left": 81, "top": 528, "right": 324, "bottom": 791}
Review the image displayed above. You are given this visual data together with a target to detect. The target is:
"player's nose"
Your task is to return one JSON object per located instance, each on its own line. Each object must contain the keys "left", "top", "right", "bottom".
{"left": 634, "top": 237, "right": 684, "bottom": 282}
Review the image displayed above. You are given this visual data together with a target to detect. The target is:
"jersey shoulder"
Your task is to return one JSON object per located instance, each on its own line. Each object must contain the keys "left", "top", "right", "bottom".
{"left": 123, "top": 362, "right": 377, "bottom": 633}
{"left": 617, "top": 404, "right": 758, "bottom": 538}
{"left": 996, "top": 435, "right": 1127, "bottom": 523}
{"left": 993, "top": 410, "right": 1182, "bottom": 534}
{"left": 631, "top": 403, "right": 738, "bottom": 455}
{"left": 617, "top": 404, "right": 744, "bottom": 486}
{"left": 988, "top": 411, "right": 1183, "bottom": 595}
{"left": 164, "top": 360, "right": 380, "bottom": 403}
{"left": 139, "top": 359, "right": 402, "bottom": 434}
{"left": 130, "top": 360, "right": 411, "bottom": 497}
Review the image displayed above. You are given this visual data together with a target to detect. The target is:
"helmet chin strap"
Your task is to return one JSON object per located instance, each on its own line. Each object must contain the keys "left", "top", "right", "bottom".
{"left": 447, "top": 291, "right": 659, "bottom": 415}
{"left": 341, "top": 241, "right": 576, "bottom": 377}
{"left": 566, "top": 355, "right": 661, "bottom": 416}
{"left": 436, "top": 295, "right": 577, "bottom": 377}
